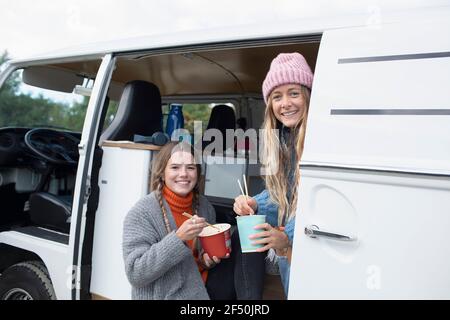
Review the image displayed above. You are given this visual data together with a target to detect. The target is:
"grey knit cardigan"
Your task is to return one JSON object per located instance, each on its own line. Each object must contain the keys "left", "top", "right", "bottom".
{"left": 122, "top": 191, "right": 216, "bottom": 300}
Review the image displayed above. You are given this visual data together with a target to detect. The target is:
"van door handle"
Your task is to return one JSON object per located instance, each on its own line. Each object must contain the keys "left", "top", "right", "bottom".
{"left": 305, "top": 225, "right": 357, "bottom": 242}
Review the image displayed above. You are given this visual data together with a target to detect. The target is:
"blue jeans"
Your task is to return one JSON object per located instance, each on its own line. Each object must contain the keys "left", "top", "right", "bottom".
{"left": 206, "top": 229, "right": 265, "bottom": 300}
{"left": 233, "top": 230, "right": 290, "bottom": 297}
{"left": 232, "top": 229, "right": 266, "bottom": 299}
{"left": 206, "top": 249, "right": 236, "bottom": 300}
{"left": 278, "top": 256, "right": 290, "bottom": 296}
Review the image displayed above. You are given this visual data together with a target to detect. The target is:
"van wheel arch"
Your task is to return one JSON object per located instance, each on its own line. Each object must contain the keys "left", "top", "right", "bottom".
{"left": 0, "top": 261, "right": 56, "bottom": 300}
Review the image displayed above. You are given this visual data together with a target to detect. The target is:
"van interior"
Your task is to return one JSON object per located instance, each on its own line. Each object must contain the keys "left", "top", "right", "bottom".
{"left": 0, "top": 37, "right": 320, "bottom": 299}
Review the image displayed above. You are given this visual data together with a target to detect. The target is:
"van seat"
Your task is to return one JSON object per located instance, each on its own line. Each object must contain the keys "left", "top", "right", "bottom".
{"left": 203, "top": 104, "right": 236, "bottom": 152}
{"left": 29, "top": 192, "right": 72, "bottom": 233}
{"left": 100, "top": 80, "right": 163, "bottom": 142}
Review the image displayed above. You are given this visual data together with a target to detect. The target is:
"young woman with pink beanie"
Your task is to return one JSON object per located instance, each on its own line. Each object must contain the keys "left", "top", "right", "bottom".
{"left": 233, "top": 52, "right": 313, "bottom": 296}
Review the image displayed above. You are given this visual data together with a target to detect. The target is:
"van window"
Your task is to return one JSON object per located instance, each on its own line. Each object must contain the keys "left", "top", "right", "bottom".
{"left": 0, "top": 69, "right": 89, "bottom": 131}
{"left": 0, "top": 60, "right": 101, "bottom": 233}
{"left": 102, "top": 100, "right": 119, "bottom": 132}
{"left": 162, "top": 103, "right": 215, "bottom": 134}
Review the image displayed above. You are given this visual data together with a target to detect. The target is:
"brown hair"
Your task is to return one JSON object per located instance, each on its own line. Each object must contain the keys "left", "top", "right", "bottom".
{"left": 150, "top": 141, "right": 202, "bottom": 233}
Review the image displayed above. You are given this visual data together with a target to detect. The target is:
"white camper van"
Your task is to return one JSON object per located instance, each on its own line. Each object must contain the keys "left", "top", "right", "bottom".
{"left": 0, "top": 5, "right": 449, "bottom": 300}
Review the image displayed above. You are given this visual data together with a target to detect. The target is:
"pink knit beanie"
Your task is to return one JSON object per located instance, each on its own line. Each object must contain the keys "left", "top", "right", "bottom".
{"left": 262, "top": 52, "right": 313, "bottom": 104}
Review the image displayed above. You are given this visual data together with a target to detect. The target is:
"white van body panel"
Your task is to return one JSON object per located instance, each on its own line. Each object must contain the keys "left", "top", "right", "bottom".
{"left": 90, "top": 146, "right": 153, "bottom": 299}
{"left": 290, "top": 19, "right": 450, "bottom": 299}
{"left": 290, "top": 169, "right": 450, "bottom": 299}
{"left": 302, "top": 19, "right": 450, "bottom": 173}
{"left": 0, "top": 231, "right": 70, "bottom": 299}
{"left": 69, "top": 54, "right": 115, "bottom": 299}
{"left": 10, "top": 5, "right": 450, "bottom": 65}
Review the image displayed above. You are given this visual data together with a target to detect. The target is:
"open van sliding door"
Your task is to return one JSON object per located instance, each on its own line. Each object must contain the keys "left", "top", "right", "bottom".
{"left": 290, "top": 19, "right": 450, "bottom": 299}
{"left": 69, "top": 54, "right": 115, "bottom": 300}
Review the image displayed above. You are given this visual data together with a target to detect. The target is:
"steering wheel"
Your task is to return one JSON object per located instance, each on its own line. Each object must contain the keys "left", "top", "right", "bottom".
{"left": 24, "top": 128, "right": 80, "bottom": 166}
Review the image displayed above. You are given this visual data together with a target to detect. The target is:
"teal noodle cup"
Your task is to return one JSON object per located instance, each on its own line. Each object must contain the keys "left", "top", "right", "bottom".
{"left": 236, "top": 214, "right": 266, "bottom": 253}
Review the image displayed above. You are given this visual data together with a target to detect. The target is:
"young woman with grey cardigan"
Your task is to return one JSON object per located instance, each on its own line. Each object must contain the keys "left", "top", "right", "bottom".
{"left": 122, "top": 142, "right": 227, "bottom": 300}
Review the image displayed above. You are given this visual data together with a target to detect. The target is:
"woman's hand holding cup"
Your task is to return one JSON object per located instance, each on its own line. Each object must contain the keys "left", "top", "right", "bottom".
{"left": 199, "top": 251, "right": 230, "bottom": 269}
{"left": 249, "top": 223, "right": 289, "bottom": 253}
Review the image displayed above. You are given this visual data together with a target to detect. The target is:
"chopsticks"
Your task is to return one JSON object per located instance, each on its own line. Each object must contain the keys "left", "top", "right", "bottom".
{"left": 238, "top": 174, "right": 249, "bottom": 199}
{"left": 243, "top": 174, "right": 249, "bottom": 199}
{"left": 182, "top": 212, "right": 221, "bottom": 231}
{"left": 237, "top": 174, "right": 253, "bottom": 215}
{"left": 237, "top": 179, "right": 246, "bottom": 198}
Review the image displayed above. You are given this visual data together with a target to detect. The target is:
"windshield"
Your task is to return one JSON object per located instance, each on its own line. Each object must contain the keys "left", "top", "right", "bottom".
{"left": 0, "top": 68, "right": 93, "bottom": 132}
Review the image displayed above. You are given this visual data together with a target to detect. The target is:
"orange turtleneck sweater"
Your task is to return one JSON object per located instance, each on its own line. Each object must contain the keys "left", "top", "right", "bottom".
{"left": 163, "top": 186, "right": 208, "bottom": 283}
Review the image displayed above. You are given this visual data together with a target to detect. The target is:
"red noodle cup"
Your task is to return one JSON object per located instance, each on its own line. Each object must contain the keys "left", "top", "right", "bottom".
{"left": 198, "top": 223, "right": 231, "bottom": 258}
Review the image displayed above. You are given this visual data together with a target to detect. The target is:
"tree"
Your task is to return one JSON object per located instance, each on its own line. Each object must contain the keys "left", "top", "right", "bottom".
{"left": 0, "top": 51, "right": 20, "bottom": 96}
{"left": 182, "top": 104, "right": 212, "bottom": 133}
{"left": 0, "top": 50, "right": 8, "bottom": 66}
{"left": 0, "top": 51, "right": 23, "bottom": 127}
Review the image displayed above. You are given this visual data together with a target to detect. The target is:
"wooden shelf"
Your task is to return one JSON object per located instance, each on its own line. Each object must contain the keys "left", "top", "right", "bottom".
{"left": 101, "top": 140, "right": 162, "bottom": 151}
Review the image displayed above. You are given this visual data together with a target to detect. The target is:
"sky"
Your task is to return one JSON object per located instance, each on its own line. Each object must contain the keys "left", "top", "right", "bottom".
{"left": 1, "top": 0, "right": 449, "bottom": 60}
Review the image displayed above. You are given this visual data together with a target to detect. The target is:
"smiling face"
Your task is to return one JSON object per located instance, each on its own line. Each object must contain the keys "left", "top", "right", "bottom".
{"left": 270, "top": 84, "right": 307, "bottom": 128}
{"left": 164, "top": 150, "right": 198, "bottom": 197}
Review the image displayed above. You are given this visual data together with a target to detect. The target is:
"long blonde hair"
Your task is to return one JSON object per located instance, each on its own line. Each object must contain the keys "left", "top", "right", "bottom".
{"left": 260, "top": 85, "right": 310, "bottom": 226}
{"left": 150, "top": 141, "right": 202, "bottom": 233}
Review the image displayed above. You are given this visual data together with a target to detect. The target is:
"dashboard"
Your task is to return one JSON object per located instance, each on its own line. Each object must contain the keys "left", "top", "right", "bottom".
{"left": 0, "top": 127, "right": 81, "bottom": 167}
